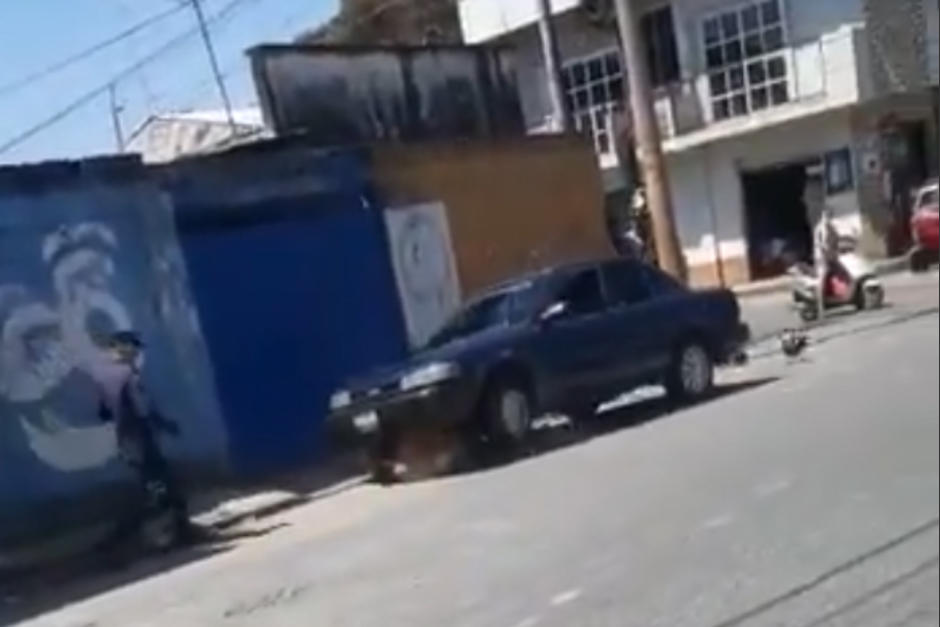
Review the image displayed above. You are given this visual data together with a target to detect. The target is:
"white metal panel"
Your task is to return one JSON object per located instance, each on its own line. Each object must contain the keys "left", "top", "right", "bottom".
{"left": 384, "top": 202, "right": 461, "bottom": 349}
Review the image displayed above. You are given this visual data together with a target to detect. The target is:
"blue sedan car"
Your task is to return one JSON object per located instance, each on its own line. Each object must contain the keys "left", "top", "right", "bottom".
{"left": 329, "top": 259, "right": 749, "bottom": 463}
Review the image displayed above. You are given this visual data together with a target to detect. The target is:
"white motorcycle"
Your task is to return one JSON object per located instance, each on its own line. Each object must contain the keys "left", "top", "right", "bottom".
{"left": 789, "top": 238, "right": 885, "bottom": 323}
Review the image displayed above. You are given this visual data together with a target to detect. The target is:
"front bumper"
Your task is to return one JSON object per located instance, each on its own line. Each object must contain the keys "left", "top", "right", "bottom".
{"left": 328, "top": 378, "right": 477, "bottom": 442}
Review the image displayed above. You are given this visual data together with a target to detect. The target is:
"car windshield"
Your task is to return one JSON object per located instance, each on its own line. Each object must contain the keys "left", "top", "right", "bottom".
{"left": 426, "top": 279, "right": 549, "bottom": 347}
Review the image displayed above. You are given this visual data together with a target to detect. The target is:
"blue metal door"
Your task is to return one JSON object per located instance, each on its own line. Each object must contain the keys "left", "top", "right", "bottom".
{"left": 176, "top": 193, "right": 407, "bottom": 476}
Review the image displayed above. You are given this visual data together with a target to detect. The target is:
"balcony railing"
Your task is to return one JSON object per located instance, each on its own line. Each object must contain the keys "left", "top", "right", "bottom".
{"left": 654, "top": 25, "right": 864, "bottom": 140}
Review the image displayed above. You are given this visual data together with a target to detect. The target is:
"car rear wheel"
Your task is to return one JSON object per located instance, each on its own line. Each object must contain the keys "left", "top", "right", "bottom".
{"left": 666, "top": 341, "right": 714, "bottom": 402}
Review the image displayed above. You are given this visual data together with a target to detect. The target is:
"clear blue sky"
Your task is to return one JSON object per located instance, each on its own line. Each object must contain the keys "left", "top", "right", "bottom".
{"left": 0, "top": 0, "right": 337, "bottom": 165}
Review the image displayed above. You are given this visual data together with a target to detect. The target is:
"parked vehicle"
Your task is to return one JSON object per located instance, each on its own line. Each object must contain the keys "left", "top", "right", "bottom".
{"left": 909, "top": 179, "right": 939, "bottom": 272}
{"left": 328, "top": 259, "right": 750, "bottom": 465}
{"left": 789, "top": 238, "right": 885, "bottom": 322}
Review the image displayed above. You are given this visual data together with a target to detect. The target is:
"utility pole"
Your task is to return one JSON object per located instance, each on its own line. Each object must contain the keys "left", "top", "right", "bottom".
{"left": 612, "top": 0, "right": 686, "bottom": 281}
{"left": 535, "top": 0, "right": 572, "bottom": 132}
{"left": 188, "top": 0, "right": 237, "bottom": 136}
{"left": 108, "top": 82, "right": 125, "bottom": 152}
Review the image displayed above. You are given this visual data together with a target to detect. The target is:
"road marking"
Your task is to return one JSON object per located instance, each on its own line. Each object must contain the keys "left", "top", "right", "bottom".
{"left": 755, "top": 478, "right": 792, "bottom": 498}
{"left": 512, "top": 616, "right": 541, "bottom": 627}
{"left": 702, "top": 514, "right": 735, "bottom": 530}
{"left": 550, "top": 588, "right": 582, "bottom": 607}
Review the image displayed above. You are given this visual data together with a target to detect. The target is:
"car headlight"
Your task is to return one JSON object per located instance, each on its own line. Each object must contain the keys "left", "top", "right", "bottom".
{"left": 329, "top": 389, "right": 351, "bottom": 411}
{"left": 399, "top": 362, "right": 460, "bottom": 391}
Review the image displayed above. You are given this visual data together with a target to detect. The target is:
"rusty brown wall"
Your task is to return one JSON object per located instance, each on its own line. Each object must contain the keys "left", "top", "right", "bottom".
{"left": 371, "top": 136, "right": 613, "bottom": 297}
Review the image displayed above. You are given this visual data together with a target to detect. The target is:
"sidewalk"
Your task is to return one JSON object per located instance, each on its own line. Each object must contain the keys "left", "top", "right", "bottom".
{"left": 0, "top": 454, "right": 366, "bottom": 582}
{"left": 732, "top": 256, "right": 908, "bottom": 298}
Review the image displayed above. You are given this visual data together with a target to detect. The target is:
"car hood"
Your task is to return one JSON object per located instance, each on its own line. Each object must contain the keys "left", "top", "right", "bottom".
{"left": 345, "top": 325, "right": 523, "bottom": 392}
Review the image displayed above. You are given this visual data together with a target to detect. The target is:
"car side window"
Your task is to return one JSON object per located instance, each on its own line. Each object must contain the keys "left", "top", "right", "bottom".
{"left": 602, "top": 262, "right": 651, "bottom": 306}
{"left": 641, "top": 266, "right": 682, "bottom": 296}
{"left": 558, "top": 269, "right": 605, "bottom": 316}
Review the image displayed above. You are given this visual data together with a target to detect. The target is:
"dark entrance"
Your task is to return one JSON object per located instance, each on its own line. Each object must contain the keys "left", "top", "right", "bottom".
{"left": 742, "top": 163, "right": 815, "bottom": 279}
{"left": 884, "top": 120, "right": 931, "bottom": 254}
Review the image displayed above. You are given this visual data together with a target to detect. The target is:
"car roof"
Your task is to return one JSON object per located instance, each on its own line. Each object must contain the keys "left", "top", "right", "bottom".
{"left": 474, "top": 258, "right": 628, "bottom": 298}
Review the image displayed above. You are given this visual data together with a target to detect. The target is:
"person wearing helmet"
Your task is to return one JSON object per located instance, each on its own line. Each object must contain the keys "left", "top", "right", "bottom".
{"left": 813, "top": 206, "right": 841, "bottom": 317}
{"left": 96, "top": 331, "right": 192, "bottom": 555}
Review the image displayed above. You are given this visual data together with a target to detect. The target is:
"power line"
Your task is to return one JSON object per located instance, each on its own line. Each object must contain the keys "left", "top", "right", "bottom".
{"left": 0, "top": 0, "right": 250, "bottom": 156}
{"left": 188, "top": 0, "right": 237, "bottom": 133}
{"left": 0, "top": 3, "right": 188, "bottom": 99}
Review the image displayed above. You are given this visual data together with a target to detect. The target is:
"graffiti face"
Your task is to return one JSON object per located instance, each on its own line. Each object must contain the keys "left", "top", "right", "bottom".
{"left": 0, "top": 222, "right": 133, "bottom": 472}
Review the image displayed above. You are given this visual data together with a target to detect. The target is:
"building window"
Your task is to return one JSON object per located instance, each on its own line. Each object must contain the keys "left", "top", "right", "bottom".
{"left": 824, "top": 147, "right": 854, "bottom": 194}
{"left": 562, "top": 50, "right": 625, "bottom": 156}
{"left": 641, "top": 6, "right": 681, "bottom": 87}
{"left": 703, "top": 0, "right": 788, "bottom": 121}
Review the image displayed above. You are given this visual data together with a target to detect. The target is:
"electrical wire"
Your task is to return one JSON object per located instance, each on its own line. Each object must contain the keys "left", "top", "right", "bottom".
{"left": 0, "top": 3, "right": 188, "bottom": 99}
{"left": 0, "top": 0, "right": 250, "bottom": 156}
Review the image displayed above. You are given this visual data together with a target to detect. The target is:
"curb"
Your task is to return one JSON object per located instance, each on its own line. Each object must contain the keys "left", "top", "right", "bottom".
{"left": 204, "top": 475, "right": 368, "bottom": 531}
{"left": 733, "top": 257, "right": 908, "bottom": 299}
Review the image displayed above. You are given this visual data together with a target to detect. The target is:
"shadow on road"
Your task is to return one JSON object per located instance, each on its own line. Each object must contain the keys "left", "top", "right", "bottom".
{"left": 465, "top": 377, "right": 780, "bottom": 476}
{"left": 0, "top": 524, "right": 284, "bottom": 626}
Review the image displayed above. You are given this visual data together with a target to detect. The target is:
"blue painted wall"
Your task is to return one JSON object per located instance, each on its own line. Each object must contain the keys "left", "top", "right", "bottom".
{"left": 166, "top": 148, "right": 408, "bottom": 476}
{"left": 0, "top": 159, "right": 227, "bottom": 545}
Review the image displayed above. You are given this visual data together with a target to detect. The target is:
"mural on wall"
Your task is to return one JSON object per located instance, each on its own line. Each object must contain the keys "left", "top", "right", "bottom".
{"left": 0, "top": 222, "right": 133, "bottom": 472}
{"left": 385, "top": 202, "right": 461, "bottom": 348}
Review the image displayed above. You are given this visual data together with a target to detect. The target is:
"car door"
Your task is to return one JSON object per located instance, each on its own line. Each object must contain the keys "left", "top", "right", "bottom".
{"left": 599, "top": 261, "right": 682, "bottom": 383}
{"left": 530, "top": 268, "right": 612, "bottom": 397}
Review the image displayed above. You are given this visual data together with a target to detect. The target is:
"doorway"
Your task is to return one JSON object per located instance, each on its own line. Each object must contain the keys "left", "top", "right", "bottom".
{"left": 742, "top": 162, "right": 815, "bottom": 279}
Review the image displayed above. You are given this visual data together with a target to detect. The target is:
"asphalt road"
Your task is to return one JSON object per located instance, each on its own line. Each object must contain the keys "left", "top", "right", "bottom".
{"left": 5, "top": 273, "right": 938, "bottom": 627}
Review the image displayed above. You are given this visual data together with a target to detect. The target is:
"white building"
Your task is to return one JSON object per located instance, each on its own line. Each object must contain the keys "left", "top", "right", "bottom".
{"left": 125, "top": 108, "right": 268, "bottom": 164}
{"left": 460, "top": 0, "right": 939, "bottom": 284}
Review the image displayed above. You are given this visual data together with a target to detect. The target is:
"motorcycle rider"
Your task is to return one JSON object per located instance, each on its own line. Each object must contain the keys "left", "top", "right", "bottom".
{"left": 813, "top": 206, "right": 842, "bottom": 316}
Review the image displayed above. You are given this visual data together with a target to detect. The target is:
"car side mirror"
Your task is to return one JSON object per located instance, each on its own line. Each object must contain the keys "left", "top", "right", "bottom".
{"left": 539, "top": 301, "right": 568, "bottom": 325}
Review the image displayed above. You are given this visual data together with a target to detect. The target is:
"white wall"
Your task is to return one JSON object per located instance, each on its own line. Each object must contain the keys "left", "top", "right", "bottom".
{"left": 458, "top": 0, "right": 581, "bottom": 44}
{"left": 667, "top": 109, "right": 859, "bottom": 268}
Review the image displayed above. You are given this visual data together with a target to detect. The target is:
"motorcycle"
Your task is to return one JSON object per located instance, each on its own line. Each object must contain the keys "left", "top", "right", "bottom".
{"left": 789, "top": 238, "right": 885, "bottom": 323}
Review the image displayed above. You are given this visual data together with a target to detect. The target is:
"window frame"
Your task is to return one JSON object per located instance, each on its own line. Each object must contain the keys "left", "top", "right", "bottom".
{"left": 699, "top": 0, "right": 791, "bottom": 122}
{"left": 562, "top": 48, "right": 625, "bottom": 157}
{"left": 823, "top": 147, "right": 855, "bottom": 195}
{"left": 640, "top": 4, "right": 682, "bottom": 88}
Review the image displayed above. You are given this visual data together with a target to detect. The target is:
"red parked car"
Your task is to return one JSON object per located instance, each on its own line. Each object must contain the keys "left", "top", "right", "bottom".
{"left": 909, "top": 179, "right": 939, "bottom": 272}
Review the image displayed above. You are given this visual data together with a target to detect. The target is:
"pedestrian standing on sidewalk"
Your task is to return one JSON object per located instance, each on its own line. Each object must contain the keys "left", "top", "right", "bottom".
{"left": 96, "top": 331, "right": 193, "bottom": 557}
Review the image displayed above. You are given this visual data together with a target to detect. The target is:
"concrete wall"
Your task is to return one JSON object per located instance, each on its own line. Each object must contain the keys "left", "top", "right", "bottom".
{"left": 667, "top": 109, "right": 859, "bottom": 285}
{"left": 371, "top": 135, "right": 614, "bottom": 297}
{"left": 863, "top": 0, "right": 931, "bottom": 95}
{"left": 249, "top": 44, "right": 524, "bottom": 144}
{"left": 925, "top": 0, "right": 940, "bottom": 85}
{"left": 0, "top": 157, "right": 226, "bottom": 547}
{"left": 849, "top": 91, "right": 939, "bottom": 256}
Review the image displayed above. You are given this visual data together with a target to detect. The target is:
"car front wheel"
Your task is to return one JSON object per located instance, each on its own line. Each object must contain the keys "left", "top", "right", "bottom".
{"left": 484, "top": 383, "right": 532, "bottom": 445}
{"left": 666, "top": 341, "right": 714, "bottom": 402}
